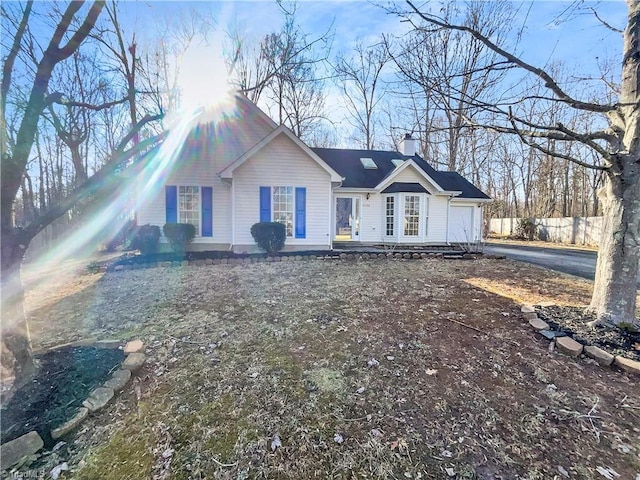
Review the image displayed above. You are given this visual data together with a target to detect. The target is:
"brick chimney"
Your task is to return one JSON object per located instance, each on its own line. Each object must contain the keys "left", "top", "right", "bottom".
{"left": 399, "top": 133, "right": 416, "bottom": 157}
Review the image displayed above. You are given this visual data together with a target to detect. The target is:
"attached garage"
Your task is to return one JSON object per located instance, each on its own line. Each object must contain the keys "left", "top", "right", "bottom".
{"left": 449, "top": 205, "right": 474, "bottom": 243}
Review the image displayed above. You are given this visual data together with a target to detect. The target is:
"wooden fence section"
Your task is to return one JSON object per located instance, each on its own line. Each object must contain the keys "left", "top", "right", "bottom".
{"left": 489, "top": 216, "right": 603, "bottom": 246}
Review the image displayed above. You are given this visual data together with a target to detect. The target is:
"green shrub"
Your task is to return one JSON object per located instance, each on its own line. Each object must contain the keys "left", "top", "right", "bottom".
{"left": 250, "top": 222, "right": 286, "bottom": 254}
{"left": 163, "top": 223, "right": 196, "bottom": 254}
{"left": 131, "top": 224, "right": 161, "bottom": 255}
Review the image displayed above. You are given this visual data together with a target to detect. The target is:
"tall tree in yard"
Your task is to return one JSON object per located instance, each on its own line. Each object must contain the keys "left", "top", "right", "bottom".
{"left": 402, "top": 1, "right": 639, "bottom": 329}
{"left": 1, "top": 1, "right": 163, "bottom": 381}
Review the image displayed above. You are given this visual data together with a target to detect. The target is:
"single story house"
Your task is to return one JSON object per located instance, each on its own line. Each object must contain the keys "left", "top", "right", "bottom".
{"left": 136, "top": 92, "right": 491, "bottom": 252}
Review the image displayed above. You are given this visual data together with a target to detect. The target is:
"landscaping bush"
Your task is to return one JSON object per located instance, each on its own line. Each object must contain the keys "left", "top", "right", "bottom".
{"left": 515, "top": 217, "right": 537, "bottom": 241}
{"left": 163, "top": 223, "right": 196, "bottom": 254}
{"left": 250, "top": 222, "right": 286, "bottom": 254}
{"left": 131, "top": 224, "right": 161, "bottom": 255}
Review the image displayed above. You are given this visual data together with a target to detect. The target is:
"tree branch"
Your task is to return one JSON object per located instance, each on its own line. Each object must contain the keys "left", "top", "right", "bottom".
{"left": 405, "top": 0, "right": 618, "bottom": 114}
{"left": 591, "top": 7, "right": 623, "bottom": 33}
{"left": 21, "top": 114, "right": 164, "bottom": 241}
{"left": 1, "top": 1, "right": 33, "bottom": 117}
{"left": 47, "top": 94, "right": 130, "bottom": 111}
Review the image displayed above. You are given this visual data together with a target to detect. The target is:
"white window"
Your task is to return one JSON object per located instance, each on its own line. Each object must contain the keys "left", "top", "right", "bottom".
{"left": 385, "top": 196, "right": 395, "bottom": 236}
{"left": 273, "top": 186, "right": 294, "bottom": 237}
{"left": 404, "top": 195, "right": 420, "bottom": 236}
{"left": 179, "top": 186, "right": 200, "bottom": 236}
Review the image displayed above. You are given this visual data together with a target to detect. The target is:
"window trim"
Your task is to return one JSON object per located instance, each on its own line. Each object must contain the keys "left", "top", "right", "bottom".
{"left": 424, "top": 196, "right": 429, "bottom": 238}
{"left": 178, "top": 185, "right": 201, "bottom": 237}
{"left": 271, "top": 186, "right": 295, "bottom": 238}
{"left": 403, "top": 194, "right": 420, "bottom": 237}
{"left": 385, "top": 195, "right": 395, "bottom": 237}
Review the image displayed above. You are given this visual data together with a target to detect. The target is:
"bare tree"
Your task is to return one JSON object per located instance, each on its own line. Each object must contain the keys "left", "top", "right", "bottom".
{"left": 334, "top": 39, "right": 389, "bottom": 149}
{"left": 1, "top": 1, "right": 164, "bottom": 381}
{"left": 224, "top": 1, "right": 332, "bottom": 141}
{"left": 402, "top": 0, "right": 639, "bottom": 329}
{"left": 389, "top": 1, "right": 515, "bottom": 171}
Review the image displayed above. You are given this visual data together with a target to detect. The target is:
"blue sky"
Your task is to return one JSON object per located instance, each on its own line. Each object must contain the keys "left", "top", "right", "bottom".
{"left": 118, "top": 1, "right": 628, "bottom": 119}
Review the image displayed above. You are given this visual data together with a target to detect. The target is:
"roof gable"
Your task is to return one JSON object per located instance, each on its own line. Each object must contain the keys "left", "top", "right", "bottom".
{"left": 219, "top": 125, "right": 343, "bottom": 181}
{"left": 374, "top": 159, "right": 445, "bottom": 193}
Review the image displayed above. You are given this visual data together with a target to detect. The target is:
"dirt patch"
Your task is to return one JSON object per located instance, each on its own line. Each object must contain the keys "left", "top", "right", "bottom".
{"left": 537, "top": 305, "right": 640, "bottom": 362}
{"left": 12, "top": 258, "right": 640, "bottom": 479}
{"left": 1, "top": 346, "right": 124, "bottom": 448}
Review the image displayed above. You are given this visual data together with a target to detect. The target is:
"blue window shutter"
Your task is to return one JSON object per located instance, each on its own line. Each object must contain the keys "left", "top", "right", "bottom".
{"left": 201, "top": 187, "right": 213, "bottom": 237}
{"left": 259, "top": 186, "right": 271, "bottom": 222}
{"left": 165, "top": 185, "right": 177, "bottom": 223}
{"left": 295, "top": 187, "right": 306, "bottom": 238}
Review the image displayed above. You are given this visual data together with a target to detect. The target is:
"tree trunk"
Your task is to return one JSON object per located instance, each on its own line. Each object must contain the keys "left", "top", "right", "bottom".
{"left": 587, "top": 157, "right": 640, "bottom": 328}
{"left": 0, "top": 229, "right": 34, "bottom": 382}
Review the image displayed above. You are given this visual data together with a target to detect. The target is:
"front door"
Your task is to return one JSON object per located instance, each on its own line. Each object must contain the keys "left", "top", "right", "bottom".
{"left": 335, "top": 197, "right": 361, "bottom": 240}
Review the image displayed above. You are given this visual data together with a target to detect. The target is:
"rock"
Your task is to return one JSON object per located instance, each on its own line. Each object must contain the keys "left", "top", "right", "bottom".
{"left": 523, "top": 312, "right": 539, "bottom": 321}
{"left": 114, "top": 265, "right": 124, "bottom": 272}
{"left": 124, "top": 340, "right": 144, "bottom": 354}
{"left": 556, "top": 336, "right": 583, "bottom": 356}
{"left": 94, "top": 339, "right": 121, "bottom": 349}
{"left": 539, "top": 329, "right": 567, "bottom": 340}
{"left": 584, "top": 345, "right": 614, "bottom": 366}
{"left": 82, "top": 387, "right": 114, "bottom": 412}
{"left": 123, "top": 352, "right": 146, "bottom": 371}
{"left": 528, "top": 318, "right": 550, "bottom": 331}
{"left": 538, "top": 301, "right": 556, "bottom": 307}
{"left": 104, "top": 369, "right": 132, "bottom": 391}
{"left": 0, "top": 431, "right": 44, "bottom": 470}
{"left": 521, "top": 305, "right": 535, "bottom": 313}
{"left": 614, "top": 356, "right": 640, "bottom": 375}
{"left": 51, "top": 408, "right": 89, "bottom": 440}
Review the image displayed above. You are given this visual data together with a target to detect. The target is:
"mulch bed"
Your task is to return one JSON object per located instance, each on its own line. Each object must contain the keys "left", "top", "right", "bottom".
{"left": 1, "top": 346, "right": 124, "bottom": 448}
{"left": 536, "top": 305, "right": 640, "bottom": 362}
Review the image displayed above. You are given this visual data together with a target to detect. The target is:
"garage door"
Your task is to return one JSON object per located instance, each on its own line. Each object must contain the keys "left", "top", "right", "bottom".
{"left": 449, "top": 206, "right": 474, "bottom": 243}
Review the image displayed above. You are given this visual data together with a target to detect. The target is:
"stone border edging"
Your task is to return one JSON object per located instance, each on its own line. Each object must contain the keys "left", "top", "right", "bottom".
{"left": 521, "top": 305, "right": 640, "bottom": 376}
{"left": 108, "top": 251, "right": 504, "bottom": 272}
{"left": 0, "top": 339, "right": 147, "bottom": 472}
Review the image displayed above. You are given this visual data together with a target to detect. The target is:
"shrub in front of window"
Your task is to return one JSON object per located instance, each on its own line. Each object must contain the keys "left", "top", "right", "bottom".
{"left": 131, "top": 224, "right": 161, "bottom": 255}
{"left": 250, "top": 222, "right": 286, "bottom": 254}
{"left": 163, "top": 223, "right": 197, "bottom": 254}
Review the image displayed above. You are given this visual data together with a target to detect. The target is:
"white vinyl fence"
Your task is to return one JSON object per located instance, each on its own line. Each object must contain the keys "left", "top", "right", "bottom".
{"left": 489, "top": 216, "right": 603, "bottom": 246}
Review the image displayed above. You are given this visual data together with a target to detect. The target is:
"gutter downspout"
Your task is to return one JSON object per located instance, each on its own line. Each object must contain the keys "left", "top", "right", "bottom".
{"left": 230, "top": 177, "right": 235, "bottom": 252}
{"left": 446, "top": 195, "right": 451, "bottom": 245}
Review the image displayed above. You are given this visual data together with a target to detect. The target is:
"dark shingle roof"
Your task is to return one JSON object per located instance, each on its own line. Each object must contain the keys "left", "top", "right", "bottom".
{"left": 435, "top": 172, "right": 491, "bottom": 199}
{"left": 312, "top": 147, "right": 490, "bottom": 200}
{"left": 381, "top": 182, "right": 429, "bottom": 194}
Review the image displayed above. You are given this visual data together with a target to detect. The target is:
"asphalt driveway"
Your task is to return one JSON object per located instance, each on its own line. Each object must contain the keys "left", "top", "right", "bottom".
{"left": 484, "top": 242, "right": 640, "bottom": 287}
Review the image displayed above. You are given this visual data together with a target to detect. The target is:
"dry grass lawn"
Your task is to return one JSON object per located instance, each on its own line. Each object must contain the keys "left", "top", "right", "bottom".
{"left": 22, "top": 257, "right": 640, "bottom": 479}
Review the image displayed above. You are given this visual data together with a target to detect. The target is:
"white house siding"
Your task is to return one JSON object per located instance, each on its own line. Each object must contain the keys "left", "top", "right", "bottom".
{"left": 233, "top": 132, "right": 332, "bottom": 252}
{"left": 381, "top": 165, "right": 440, "bottom": 192}
{"left": 359, "top": 194, "right": 383, "bottom": 242}
{"left": 136, "top": 94, "right": 275, "bottom": 250}
{"left": 426, "top": 195, "right": 449, "bottom": 243}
